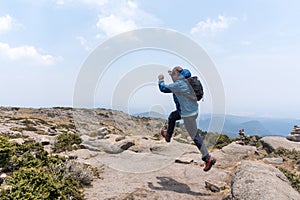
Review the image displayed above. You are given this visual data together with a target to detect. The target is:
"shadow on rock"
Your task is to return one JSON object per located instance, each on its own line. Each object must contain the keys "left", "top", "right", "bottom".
{"left": 148, "top": 176, "right": 210, "bottom": 196}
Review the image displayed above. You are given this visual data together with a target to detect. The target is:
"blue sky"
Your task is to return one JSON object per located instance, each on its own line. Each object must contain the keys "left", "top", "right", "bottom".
{"left": 0, "top": 0, "right": 300, "bottom": 118}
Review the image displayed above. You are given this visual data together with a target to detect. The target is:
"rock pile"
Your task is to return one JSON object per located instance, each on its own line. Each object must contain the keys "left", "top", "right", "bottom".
{"left": 286, "top": 125, "right": 300, "bottom": 142}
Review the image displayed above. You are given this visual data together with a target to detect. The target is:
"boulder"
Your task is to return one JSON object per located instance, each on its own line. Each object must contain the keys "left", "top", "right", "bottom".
{"left": 99, "top": 140, "right": 135, "bottom": 154}
{"left": 263, "top": 157, "right": 284, "bottom": 165}
{"left": 221, "top": 143, "right": 257, "bottom": 156}
{"left": 48, "top": 125, "right": 58, "bottom": 136}
{"left": 286, "top": 134, "right": 300, "bottom": 142}
{"left": 260, "top": 136, "right": 300, "bottom": 153}
{"left": 40, "top": 138, "right": 50, "bottom": 146}
{"left": 231, "top": 160, "right": 300, "bottom": 200}
{"left": 97, "top": 127, "right": 108, "bottom": 139}
{"left": 205, "top": 180, "right": 227, "bottom": 192}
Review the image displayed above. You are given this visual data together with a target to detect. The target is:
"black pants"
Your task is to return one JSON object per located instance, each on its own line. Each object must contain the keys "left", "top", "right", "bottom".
{"left": 167, "top": 110, "right": 181, "bottom": 137}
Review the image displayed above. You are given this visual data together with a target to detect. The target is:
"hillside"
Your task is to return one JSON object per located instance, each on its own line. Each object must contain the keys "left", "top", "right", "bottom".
{"left": 0, "top": 107, "right": 299, "bottom": 200}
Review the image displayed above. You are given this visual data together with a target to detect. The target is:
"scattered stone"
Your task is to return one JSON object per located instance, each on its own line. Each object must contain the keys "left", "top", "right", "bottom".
{"left": 128, "top": 145, "right": 148, "bottom": 153}
{"left": 118, "top": 140, "right": 135, "bottom": 151}
{"left": 103, "top": 135, "right": 110, "bottom": 139}
{"left": 263, "top": 157, "right": 284, "bottom": 165}
{"left": 48, "top": 125, "right": 58, "bottom": 136}
{"left": 231, "top": 160, "right": 300, "bottom": 200}
{"left": 175, "top": 158, "right": 193, "bottom": 164}
{"left": 97, "top": 127, "right": 108, "bottom": 139}
{"left": 248, "top": 136, "right": 258, "bottom": 146}
{"left": 115, "top": 136, "right": 126, "bottom": 142}
{"left": 9, "top": 138, "right": 25, "bottom": 144}
{"left": 205, "top": 180, "right": 226, "bottom": 192}
{"left": 80, "top": 144, "right": 100, "bottom": 152}
{"left": 65, "top": 154, "right": 78, "bottom": 159}
{"left": 0, "top": 173, "right": 7, "bottom": 183}
{"left": 0, "top": 173, "right": 7, "bottom": 185}
{"left": 50, "top": 125, "right": 56, "bottom": 130}
{"left": 41, "top": 138, "right": 50, "bottom": 146}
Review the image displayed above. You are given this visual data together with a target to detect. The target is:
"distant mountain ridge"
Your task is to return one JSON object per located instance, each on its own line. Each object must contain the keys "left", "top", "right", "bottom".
{"left": 198, "top": 114, "right": 300, "bottom": 137}
{"left": 133, "top": 111, "right": 299, "bottom": 138}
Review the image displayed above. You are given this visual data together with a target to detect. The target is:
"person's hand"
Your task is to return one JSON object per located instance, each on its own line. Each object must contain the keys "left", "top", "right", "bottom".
{"left": 158, "top": 74, "right": 164, "bottom": 80}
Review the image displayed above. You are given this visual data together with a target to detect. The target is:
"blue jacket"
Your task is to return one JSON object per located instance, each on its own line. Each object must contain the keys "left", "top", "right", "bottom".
{"left": 158, "top": 70, "right": 198, "bottom": 117}
{"left": 158, "top": 69, "right": 191, "bottom": 113}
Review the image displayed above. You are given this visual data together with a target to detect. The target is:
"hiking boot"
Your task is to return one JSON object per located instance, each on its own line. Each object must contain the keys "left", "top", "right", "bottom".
{"left": 161, "top": 130, "right": 171, "bottom": 143}
{"left": 203, "top": 155, "right": 216, "bottom": 172}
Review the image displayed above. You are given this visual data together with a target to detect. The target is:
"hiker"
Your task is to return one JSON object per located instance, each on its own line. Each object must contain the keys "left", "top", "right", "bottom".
{"left": 158, "top": 68, "right": 191, "bottom": 142}
{"left": 158, "top": 66, "right": 216, "bottom": 172}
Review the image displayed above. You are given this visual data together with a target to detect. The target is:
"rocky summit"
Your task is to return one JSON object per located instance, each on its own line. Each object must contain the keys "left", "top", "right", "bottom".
{"left": 0, "top": 107, "right": 299, "bottom": 200}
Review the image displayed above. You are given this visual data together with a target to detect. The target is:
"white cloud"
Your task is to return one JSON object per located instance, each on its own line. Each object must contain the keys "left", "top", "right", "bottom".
{"left": 58, "top": 0, "right": 161, "bottom": 48}
{"left": 0, "top": 15, "right": 15, "bottom": 33}
{"left": 56, "top": 0, "right": 108, "bottom": 6}
{"left": 96, "top": 14, "right": 138, "bottom": 37}
{"left": 81, "top": 0, "right": 108, "bottom": 6}
{"left": 0, "top": 42, "right": 63, "bottom": 66}
{"left": 76, "top": 36, "right": 93, "bottom": 51}
{"left": 96, "top": 1, "right": 161, "bottom": 37}
{"left": 191, "top": 15, "right": 237, "bottom": 35}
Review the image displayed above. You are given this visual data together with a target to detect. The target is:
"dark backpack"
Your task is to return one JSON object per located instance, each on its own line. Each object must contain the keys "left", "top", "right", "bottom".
{"left": 186, "top": 76, "right": 204, "bottom": 101}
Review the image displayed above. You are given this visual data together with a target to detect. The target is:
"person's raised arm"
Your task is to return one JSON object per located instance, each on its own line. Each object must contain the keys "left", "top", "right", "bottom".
{"left": 158, "top": 74, "right": 172, "bottom": 93}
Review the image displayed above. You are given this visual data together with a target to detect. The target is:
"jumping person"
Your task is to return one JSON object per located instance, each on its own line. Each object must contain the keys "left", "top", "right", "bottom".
{"left": 158, "top": 66, "right": 216, "bottom": 172}
{"left": 158, "top": 67, "right": 191, "bottom": 142}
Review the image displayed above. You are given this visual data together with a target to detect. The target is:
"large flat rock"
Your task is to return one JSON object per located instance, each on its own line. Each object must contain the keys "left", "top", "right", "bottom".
{"left": 212, "top": 142, "right": 257, "bottom": 168}
{"left": 260, "top": 136, "right": 300, "bottom": 153}
{"left": 232, "top": 160, "right": 300, "bottom": 200}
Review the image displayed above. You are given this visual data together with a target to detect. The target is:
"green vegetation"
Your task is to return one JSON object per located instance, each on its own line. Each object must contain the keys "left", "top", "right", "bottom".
{"left": 10, "top": 125, "right": 38, "bottom": 132}
{"left": 240, "top": 135, "right": 262, "bottom": 147}
{"left": 198, "top": 130, "right": 233, "bottom": 149}
{"left": 0, "top": 135, "right": 89, "bottom": 199}
{"left": 279, "top": 168, "right": 300, "bottom": 193}
{"left": 268, "top": 147, "right": 300, "bottom": 193}
{"left": 214, "top": 134, "right": 233, "bottom": 149}
{"left": 52, "top": 132, "right": 82, "bottom": 153}
{"left": 272, "top": 147, "right": 300, "bottom": 160}
{"left": 57, "top": 123, "right": 76, "bottom": 130}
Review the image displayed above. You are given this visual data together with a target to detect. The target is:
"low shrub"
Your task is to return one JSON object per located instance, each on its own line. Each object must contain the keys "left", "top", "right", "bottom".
{"left": 52, "top": 161, "right": 94, "bottom": 186}
{"left": 52, "top": 132, "right": 82, "bottom": 153}
{"left": 0, "top": 135, "right": 88, "bottom": 200}
{"left": 279, "top": 168, "right": 300, "bottom": 193}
